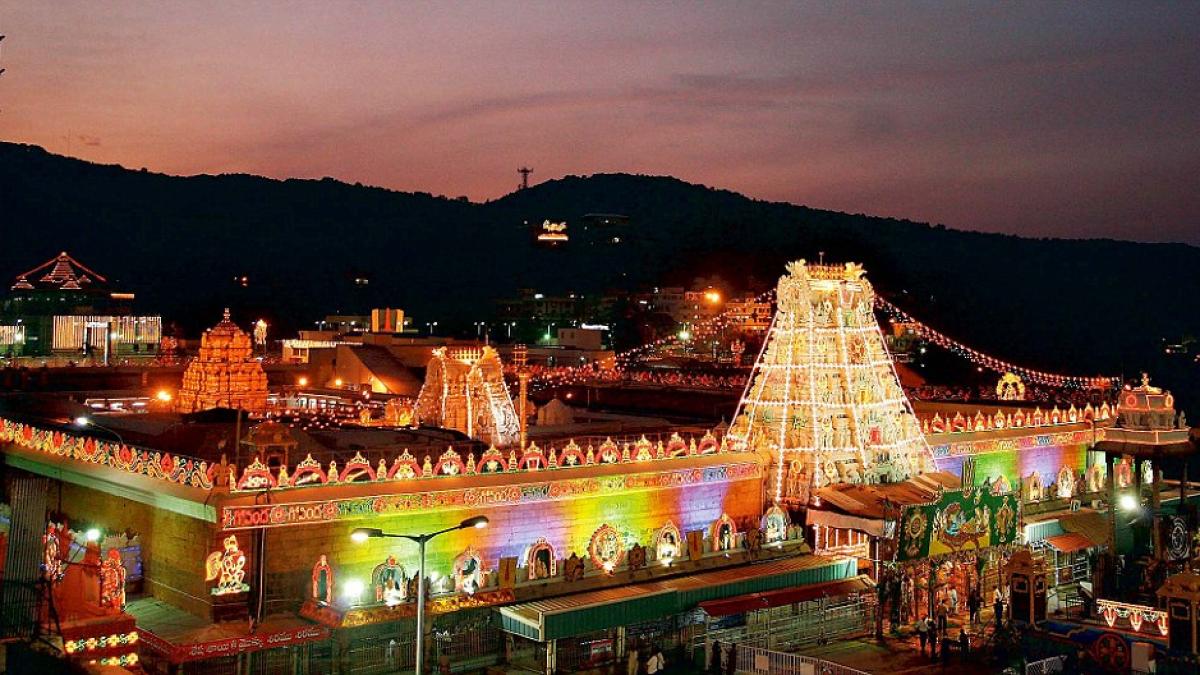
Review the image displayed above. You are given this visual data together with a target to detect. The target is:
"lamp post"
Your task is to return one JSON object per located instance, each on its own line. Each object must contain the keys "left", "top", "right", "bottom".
{"left": 73, "top": 415, "right": 125, "bottom": 445}
{"left": 351, "top": 515, "right": 489, "bottom": 674}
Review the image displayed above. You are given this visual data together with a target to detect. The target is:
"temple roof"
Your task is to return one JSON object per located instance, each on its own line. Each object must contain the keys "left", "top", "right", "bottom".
{"left": 11, "top": 251, "right": 109, "bottom": 292}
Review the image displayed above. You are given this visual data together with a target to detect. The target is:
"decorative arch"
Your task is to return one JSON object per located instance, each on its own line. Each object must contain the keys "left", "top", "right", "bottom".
{"left": 386, "top": 450, "right": 421, "bottom": 480}
{"left": 588, "top": 524, "right": 625, "bottom": 573}
{"left": 312, "top": 555, "right": 335, "bottom": 605}
{"left": 525, "top": 538, "right": 557, "bottom": 580}
{"left": 477, "top": 446, "right": 506, "bottom": 474}
{"left": 236, "top": 457, "right": 277, "bottom": 490}
{"left": 519, "top": 444, "right": 547, "bottom": 471}
{"left": 597, "top": 438, "right": 620, "bottom": 464}
{"left": 453, "top": 548, "right": 485, "bottom": 595}
{"left": 1057, "top": 466, "right": 1076, "bottom": 499}
{"left": 292, "top": 454, "right": 329, "bottom": 486}
{"left": 340, "top": 452, "right": 376, "bottom": 482}
{"left": 762, "top": 505, "right": 789, "bottom": 543}
{"left": 665, "top": 433, "right": 687, "bottom": 458}
{"left": 558, "top": 441, "right": 586, "bottom": 467}
{"left": 710, "top": 513, "right": 738, "bottom": 551}
{"left": 655, "top": 521, "right": 682, "bottom": 561}
{"left": 435, "top": 448, "right": 465, "bottom": 476}
{"left": 697, "top": 432, "right": 719, "bottom": 454}
{"left": 372, "top": 555, "right": 406, "bottom": 605}
{"left": 633, "top": 436, "right": 654, "bottom": 461}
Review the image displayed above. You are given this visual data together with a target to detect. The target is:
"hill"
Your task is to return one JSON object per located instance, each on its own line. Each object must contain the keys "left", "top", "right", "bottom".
{"left": 2, "top": 141, "right": 1198, "bottom": 409}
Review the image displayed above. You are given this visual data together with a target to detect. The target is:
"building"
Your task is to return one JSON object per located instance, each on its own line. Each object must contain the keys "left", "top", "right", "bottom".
{"left": 0, "top": 251, "right": 161, "bottom": 360}
{"left": 176, "top": 309, "right": 269, "bottom": 414}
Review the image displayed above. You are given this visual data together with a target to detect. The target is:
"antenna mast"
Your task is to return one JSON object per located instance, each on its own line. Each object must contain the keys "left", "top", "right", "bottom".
{"left": 517, "top": 166, "right": 533, "bottom": 190}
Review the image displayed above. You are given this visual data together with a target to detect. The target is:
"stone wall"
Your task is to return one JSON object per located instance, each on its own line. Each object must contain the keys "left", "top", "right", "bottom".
{"left": 57, "top": 481, "right": 216, "bottom": 618}
{"left": 258, "top": 467, "right": 765, "bottom": 610}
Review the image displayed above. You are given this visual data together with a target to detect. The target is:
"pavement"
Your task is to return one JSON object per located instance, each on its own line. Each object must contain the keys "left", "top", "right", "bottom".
{"left": 796, "top": 607, "right": 1014, "bottom": 675}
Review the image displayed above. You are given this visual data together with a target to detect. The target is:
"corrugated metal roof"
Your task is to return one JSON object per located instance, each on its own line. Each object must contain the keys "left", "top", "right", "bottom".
{"left": 1044, "top": 532, "right": 1097, "bottom": 554}
{"left": 498, "top": 555, "right": 855, "bottom": 641}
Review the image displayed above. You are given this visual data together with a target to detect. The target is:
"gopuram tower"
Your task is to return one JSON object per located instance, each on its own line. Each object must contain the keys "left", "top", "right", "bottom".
{"left": 176, "top": 309, "right": 269, "bottom": 414}
{"left": 727, "top": 261, "right": 934, "bottom": 505}
{"left": 416, "top": 346, "right": 520, "bottom": 447}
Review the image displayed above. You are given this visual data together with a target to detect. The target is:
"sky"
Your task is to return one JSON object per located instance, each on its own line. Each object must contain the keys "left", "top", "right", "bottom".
{"left": 1, "top": 2, "right": 1198, "bottom": 243}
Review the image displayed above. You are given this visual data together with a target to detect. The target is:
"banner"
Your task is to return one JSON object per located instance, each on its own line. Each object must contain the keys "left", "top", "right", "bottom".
{"left": 896, "top": 487, "right": 1019, "bottom": 561}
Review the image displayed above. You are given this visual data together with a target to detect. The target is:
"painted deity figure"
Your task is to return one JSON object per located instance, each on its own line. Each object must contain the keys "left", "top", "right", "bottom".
{"left": 205, "top": 535, "right": 249, "bottom": 595}
{"left": 100, "top": 549, "right": 127, "bottom": 611}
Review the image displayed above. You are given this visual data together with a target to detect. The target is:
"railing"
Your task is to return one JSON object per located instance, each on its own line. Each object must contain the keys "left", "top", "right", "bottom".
{"left": 734, "top": 645, "right": 871, "bottom": 675}
{"left": 1025, "top": 655, "right": 1065, "bottom": 675}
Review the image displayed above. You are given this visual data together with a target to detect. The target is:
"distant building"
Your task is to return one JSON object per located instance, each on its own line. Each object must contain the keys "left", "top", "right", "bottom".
{"left": 723, "top": 294, "right": 773, "bottom": 333}
{"left": 0, "top": 251, "right": 161, "bottom": 360}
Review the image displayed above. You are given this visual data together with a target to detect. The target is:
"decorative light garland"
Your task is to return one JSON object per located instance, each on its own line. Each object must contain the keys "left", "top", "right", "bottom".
{"left": 64, "top": 631, "right": 139, "bottom": 654}
{"left": 523, "top": 284, "right": 1117, "bottom": 394}
{"left": 1097, "top": 598, "right": 1168, "bottom": 636}
{"left": 874, "top": 296, "right": 1119, "bottom": 389}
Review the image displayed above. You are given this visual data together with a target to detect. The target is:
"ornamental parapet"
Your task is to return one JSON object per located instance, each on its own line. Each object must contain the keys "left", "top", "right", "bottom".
{"left": 0, "top": 417, "right": 214, "bottom": 490}
{"left": 919, "top": 402, "right": 1112, "bottom": 436}
{"left": 0, "top": 417, "right": 740, "bottom": 495}
{"left": 230, "top": 431, "right": 731, "bottom": 492}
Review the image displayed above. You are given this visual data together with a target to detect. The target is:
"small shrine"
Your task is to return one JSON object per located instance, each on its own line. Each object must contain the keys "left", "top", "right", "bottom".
{"left": 176, "top": 309, "right": 269, "bottom": 414}
{"left": 243, "top": 420, "right": 298, "bottom": 470}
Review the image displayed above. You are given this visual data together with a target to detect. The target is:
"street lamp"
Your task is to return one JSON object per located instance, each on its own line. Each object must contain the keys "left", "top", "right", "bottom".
{"left": 351, "top": 516, "right": 489, "bottom": 674}
{"left": 73, "top": 416, "right": 125, "bottom": 445}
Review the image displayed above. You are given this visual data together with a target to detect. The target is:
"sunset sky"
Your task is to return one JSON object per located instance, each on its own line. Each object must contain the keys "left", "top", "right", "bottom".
{"left": 1, "top": 2, "right": 1197, "bottom": 242}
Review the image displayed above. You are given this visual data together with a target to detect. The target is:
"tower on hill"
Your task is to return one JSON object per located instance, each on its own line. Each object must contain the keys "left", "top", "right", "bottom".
{"left": 727, "top": 260, "right": 934, "bottom": 505}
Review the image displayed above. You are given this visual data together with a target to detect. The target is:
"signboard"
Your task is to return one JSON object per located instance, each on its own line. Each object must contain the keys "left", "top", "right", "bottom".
{"left": 896, "top": 487, "right": 1019, "bottom": 561}
{"left": 138, "top": 623, "right": 330, "bottom": 663}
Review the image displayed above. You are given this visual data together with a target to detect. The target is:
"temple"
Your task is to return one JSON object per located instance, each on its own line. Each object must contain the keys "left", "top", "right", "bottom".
{"left": 728, "top": 260, "right": 934, "bottom": 504}
{"left": 175, "top": 308, "right": 269, "bottom": 414}
{"left": 416, "top": 345, "right": 520, "bottom": 447}
{"left": 1, "top": 258, "right": 1196, "bottom": 673}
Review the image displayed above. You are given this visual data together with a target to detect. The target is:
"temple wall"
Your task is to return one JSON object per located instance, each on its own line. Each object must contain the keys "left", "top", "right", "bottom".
{"left": 57, "top": 481, "right": 216, "bottom": 618}
{"left": 256, "top": 462, "right": 765, "bottom": 608}
{"left": 930, "top": 425, "right": 1103, "bottom": 490}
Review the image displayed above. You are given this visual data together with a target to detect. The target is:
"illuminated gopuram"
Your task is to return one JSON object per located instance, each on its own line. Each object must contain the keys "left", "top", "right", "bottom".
{"left": 728, "top": 260, "right": 934, "bottom": 504}
{"left": 176, "top": 309, "right": 268, "bottom": 414}
{"left": 416, "top": 346, "right": 520, "bottom": 447}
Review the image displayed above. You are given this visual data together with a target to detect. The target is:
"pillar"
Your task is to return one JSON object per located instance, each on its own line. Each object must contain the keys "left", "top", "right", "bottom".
{"left": 1152, "top": 456, "right": 1163, "bottom": 561}
{"left": 545, "top": 640, "right": 556, "bottom": 675}
{"left": 1108, "top": 453, "right": 1118, "bottom": 554}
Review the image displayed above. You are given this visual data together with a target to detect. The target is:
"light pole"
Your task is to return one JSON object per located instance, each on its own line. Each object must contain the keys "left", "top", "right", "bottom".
{"left": 351, "top": 515, "right": 489, "bottom": 674}
{"left": 73, "top": 416, "right": 125, "bottom": 445}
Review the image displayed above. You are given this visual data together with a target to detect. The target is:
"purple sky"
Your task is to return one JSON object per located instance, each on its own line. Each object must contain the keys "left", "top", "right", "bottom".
{"left": 1, "top": 2, "right": 1198, "bottom": 242}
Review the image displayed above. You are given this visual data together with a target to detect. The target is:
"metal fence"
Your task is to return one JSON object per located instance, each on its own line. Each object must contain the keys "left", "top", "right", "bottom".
{"left": 703, "top": 594, "right": 874, "bottom": 654}
{"left": 1025, "top": 655, "right": 1065, "bottom": 675}
{"left": 734, "top": 645, "right": 871, "bottom": 675}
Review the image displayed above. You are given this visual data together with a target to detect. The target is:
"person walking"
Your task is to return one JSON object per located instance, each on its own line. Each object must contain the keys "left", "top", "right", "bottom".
{"left": 928, "top": 627, "right": 938, "bottom": 661}
{"left": 627, "top": 646, "right": 640, "bottom": 675}
{"left": 646, "top": 647, "right": 665, "bottom": 675}
{"left": 993, "top": 593, "right": 1004, "bottom": 630}
{"left": 949, "top": 585, "right": 959, "bottom": 615}
{"left": 968, "top": 589, "right": 982, "bottom": 625}
{"left": 724, "top": 643, "right": 737, "bottom": 675}
{"left": 709, "top": 642, "right": 722, "bottom": 675}
{"left": 936, "top": 599, "right": 949, "bottom": 636}
{"left": 915, "top": 617, "right": 929, "bottom": 655}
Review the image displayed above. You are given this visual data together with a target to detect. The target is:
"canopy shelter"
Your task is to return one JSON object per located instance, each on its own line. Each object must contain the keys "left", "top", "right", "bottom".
{"left": 497, "top": 556, "right": 854, "bottom": 643}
